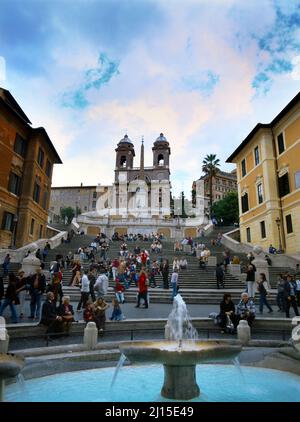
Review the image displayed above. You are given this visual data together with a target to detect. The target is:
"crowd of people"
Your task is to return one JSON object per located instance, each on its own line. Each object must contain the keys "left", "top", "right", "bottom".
{"left": 1, "top": 229, "right": 300, "bottom": 342}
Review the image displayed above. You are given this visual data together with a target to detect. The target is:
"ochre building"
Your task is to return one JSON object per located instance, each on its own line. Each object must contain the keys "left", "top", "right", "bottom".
{"left": 227, "top": 92, "right": 300, "bottom": 254}
{"left": 0, "top": 88, "right": 62, "bottom": 248}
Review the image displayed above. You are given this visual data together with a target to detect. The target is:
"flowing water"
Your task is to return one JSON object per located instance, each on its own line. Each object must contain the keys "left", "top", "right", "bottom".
{"left": 110, "top": 353, "right": 127, "bottom": 389}
{"left": 166, "top": 294, "right": 198, "bottom": 344}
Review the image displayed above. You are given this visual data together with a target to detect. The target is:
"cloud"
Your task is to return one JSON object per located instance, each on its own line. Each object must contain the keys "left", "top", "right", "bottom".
{"left": 61, "top": 53, "right": 120, "bottom": 109}
{"left": 181, "top": 71, "right": 220, "bottom": 96}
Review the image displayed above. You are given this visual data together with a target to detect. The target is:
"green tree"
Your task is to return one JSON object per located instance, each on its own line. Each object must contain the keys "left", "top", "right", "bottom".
{"left": 211, "top": 191, "right": 239, "bottom": 225}
{"left": 202, "top": 154, "right": 220, "bottom": 218}
{"left": 60, "top": 206, "right": 81, "bottom": 224}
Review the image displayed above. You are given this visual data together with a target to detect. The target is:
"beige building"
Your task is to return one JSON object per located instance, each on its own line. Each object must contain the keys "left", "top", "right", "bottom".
{"left": 227, "top": 91, "right": 300, "bottom": 254}
{"left": 49, "top": 184, "right": 109, "bottom": 223}
{"left": 193, "top": 169, "right": 237, "bottom": 207}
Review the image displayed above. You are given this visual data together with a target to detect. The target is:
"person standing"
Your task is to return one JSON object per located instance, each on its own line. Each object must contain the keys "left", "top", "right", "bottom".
{"left": 88, "top": 269, "right": 97, "bottom": 302}
{"left": 0, "top": 273, "right": 19, "bottom": 323}
{"left": 170, "top": 269, "right": 179, "bottom": 299}
{"left": 16, "top": 270, "right": 28, "bottom": 319}
{"left": 94, "top": 269, "right": 109, "bottom": 299}
{"left": 28, "top": 269, "right": 46, "bottom": 320}
{"left": 216, "top": 264, "right": 225, "bottom": 289}
{"left": 135, "top": 267, "right": 149, "bottom": 308}
{"left": 77, "top": 270, "right": 90, "bottom": 312}
{"left": 284, "top": 274, "right": 299, "bottom": 318}
{"left": 276, "top": 274, "right": 286, "bottom": 312}
{"left": 94, "top": 297, "right": 109, "bottom": 334}
{"left": 257, "top": 273, "right": 273, "bottom": 314}
{"left": 161, "top": 259, "right": 169, "bottom": 289}
{"left": 246, "top": 265, "right": 256, "bottom": 298}
{"left": 111, "top": 258, "right": 119, "bottom": 282}
{"left": 2, "top": 254, "right": 10, "bottom": 276}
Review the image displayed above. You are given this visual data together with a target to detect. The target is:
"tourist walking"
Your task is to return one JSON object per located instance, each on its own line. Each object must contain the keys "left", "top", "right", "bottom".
{"left": 28, "top": 269, "right": 46, "bottom": 320}
{"left": 2, "top": 254, "right": 10, "bottom": 276}
{"left": 16, "top": 270, "right": 28, "bottom": 319}
{"left": 284, "top": 274, "right": 299, "bottom": 318}
{"left": 135, "top": 267, "right": 149, "bottom": 308}
{"left": 257, "top": 273, "right": 273, "bottom": 314}
{"left": 161, "top": 259, "right": 169, "bottom": 289}
{"left": 171, "top": 269, "right": 179, "bottom": 299}
{"left": 246, "top": 265, "right": 256, "bottom": 298}
{"left": 216, "top": 264, "right": 225, "bottom": 289}
{"left": 0, "top": 273, "right": 19, "bottom": 323}
{"left": 77, "top": 270, "right": 90, "bottom": 312}
{"left": 276, "top": 274, "right": 286, "bottom": 312}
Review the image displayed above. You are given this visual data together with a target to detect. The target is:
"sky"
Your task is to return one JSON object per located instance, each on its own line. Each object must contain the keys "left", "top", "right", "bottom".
{"left": 1, "top": 0, "right": 300, "bottom": 197}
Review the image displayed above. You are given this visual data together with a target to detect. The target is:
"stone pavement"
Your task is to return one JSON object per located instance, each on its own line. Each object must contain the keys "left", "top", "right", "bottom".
{"left": 0, "top": 298, "right": 289, "bottom": 325}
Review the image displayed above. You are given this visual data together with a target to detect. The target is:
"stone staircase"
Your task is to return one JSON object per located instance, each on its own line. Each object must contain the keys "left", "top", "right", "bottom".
{"left": 1, "top": 228, "right": 298, "bottom": 305}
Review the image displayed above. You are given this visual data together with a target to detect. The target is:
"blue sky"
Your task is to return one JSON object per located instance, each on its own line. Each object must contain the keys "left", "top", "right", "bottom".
{"left": 1, "top": 0, "right": 300, "bottom": 196}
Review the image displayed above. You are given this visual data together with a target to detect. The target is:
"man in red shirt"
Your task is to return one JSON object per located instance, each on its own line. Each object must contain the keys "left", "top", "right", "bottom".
{"left": 135, "top": 267, "right": 148, "bottom": 308}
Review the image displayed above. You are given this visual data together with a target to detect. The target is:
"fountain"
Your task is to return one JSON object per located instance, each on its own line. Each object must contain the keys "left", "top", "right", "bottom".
{"left": 0, "top": 317, "right": 24, "bottom": 401}
{"left": 119, "top": 295, "right": 242, "bottom": 400}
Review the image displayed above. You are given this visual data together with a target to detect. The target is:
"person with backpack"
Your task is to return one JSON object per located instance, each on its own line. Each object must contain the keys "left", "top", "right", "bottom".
{"left": 257, "top": 273, "right": 273, "bottom": 314}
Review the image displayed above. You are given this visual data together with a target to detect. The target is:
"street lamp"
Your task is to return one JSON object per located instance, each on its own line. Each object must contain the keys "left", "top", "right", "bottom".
{"left": 275, "top": 217, "right": 282, "bottom": 253}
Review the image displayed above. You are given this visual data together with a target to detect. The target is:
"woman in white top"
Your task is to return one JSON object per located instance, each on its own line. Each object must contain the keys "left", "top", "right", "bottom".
{"left": 179, "top": 258, "right": 187, "bottom": 270}
{"left": 173, "top": 258, "right": 180, "bottom": 271}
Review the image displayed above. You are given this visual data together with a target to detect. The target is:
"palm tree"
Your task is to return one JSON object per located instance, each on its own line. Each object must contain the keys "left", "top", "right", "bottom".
{"left": 202, "top": 154, "right": 220, "bottom": 219}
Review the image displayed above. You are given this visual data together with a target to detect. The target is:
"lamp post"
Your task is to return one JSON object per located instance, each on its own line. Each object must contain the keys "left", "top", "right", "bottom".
{"left": 275, "top": 217, "right": 282, "bottom": 253}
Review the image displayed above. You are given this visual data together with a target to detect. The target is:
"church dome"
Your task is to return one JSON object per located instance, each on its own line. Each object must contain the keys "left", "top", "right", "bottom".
{"left": 118, "top": 134, "right": 133, "bottom": 145}
{"left": 154, "top": 133, "right": 169, "bottom": 147}
{"left": 156, "top": 133, "right": 167, "bottom": 142}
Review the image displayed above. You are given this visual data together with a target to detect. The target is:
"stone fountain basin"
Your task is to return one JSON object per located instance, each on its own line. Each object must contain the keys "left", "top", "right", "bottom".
{"left": 0, "top": 355, "right": 25, "bottom": 379}
{"left": 119, "top": 340, "right": 242, "bottom": 366}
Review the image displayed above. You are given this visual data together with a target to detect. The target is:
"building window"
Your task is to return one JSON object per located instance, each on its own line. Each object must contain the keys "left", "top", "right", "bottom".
{"left": 246, "top": 227, "right": 251, "bottom": 243}
{"left": 241, "top": 193, "right": 249, "bottom": 213}
{"left": 33, "top": 183, "right": 40, "bottom": 203}
{"left": 93, "top": 191, "right": 97, "bottom": 199}
{"left": 92, "top": 201, "right": 96, "bottom": 209}
{"left": 295, "top": 171, "right": 300, "bottom": 189}
{"left": 241, "top": 159, "right": 246, "bottom": 177}
{"left": 42, "top": 191, "right": 48, "bottom": 210}
{"left": 254, "top": 146, "right": 260, "bottom": 165}
{"left": 37, "top": 147, "right": 44, "bottom": 168}
{"left": 286, "top": 214, "right": 293, "bottom": 234}
{"left": 14, "top": 134, "right": 27, "bottom": 157}
{"left": 8, "top": 172, "right": 21, "bottom": 196}
{"left": 39, "top": 225, "right": 43, "bottom": 238}
{"left": 277, "top": 133, "right": 285, "bottom": 155}
{"left": 260, "top": 221, "right": 266, "bottom": 239}
{"left": 30, "top": 218, "right": 35, "bottom": 236}
{"left": 1, "top": 212, "right": 14, "bottom": 231}
{"left": 45, "top": 160, "right": 52, "bottom": 177}
{"left": 257, "top": 183, "right": 263, "bottom": 204}
{"left": 278, "top": 173, "right": 290, "bottom": 198}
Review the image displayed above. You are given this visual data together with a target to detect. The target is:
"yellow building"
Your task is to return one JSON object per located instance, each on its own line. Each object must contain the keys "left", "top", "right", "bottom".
{"left": 227, "top": 92, "right": 300, "bottom": 254}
